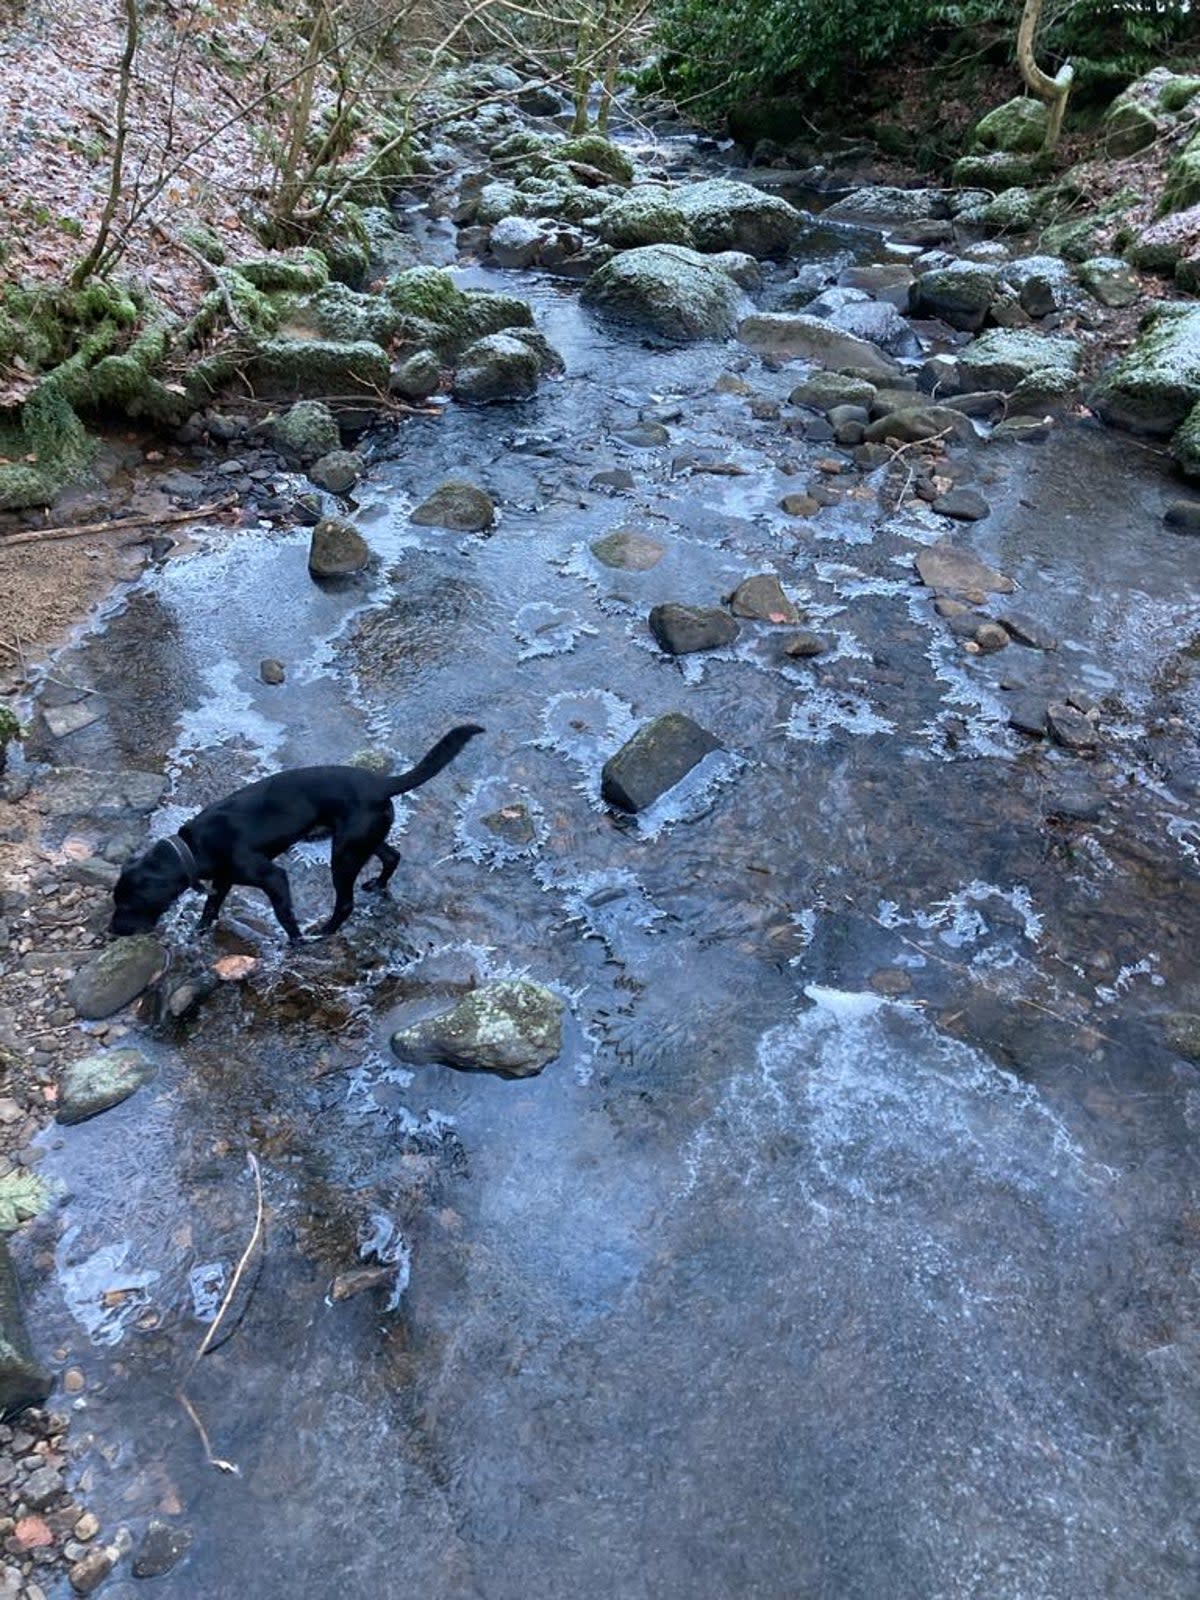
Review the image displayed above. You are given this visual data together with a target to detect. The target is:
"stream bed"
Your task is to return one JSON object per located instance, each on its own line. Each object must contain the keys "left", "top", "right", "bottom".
{"left": 14, "top": 145, "right": 1200, "bottom": 1599}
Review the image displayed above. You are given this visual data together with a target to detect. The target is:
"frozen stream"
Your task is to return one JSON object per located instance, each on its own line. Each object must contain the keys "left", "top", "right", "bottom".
{"left": 15, "top": 184, "right": 1200, "bottom": 1598}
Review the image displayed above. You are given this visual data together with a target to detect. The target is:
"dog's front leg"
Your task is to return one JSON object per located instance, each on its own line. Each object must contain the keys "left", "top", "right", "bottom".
{"left": 239, "top": 857, "right": 304, "bottom": 942}
{"left": 196, "top": 876, "right": 232, "bottom": 933}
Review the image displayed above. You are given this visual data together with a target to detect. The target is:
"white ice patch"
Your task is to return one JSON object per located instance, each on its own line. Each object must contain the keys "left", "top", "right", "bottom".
{"left": 189, "top": 1261, "right": 228, "bottom": 1323}
{"left": 512, "top": 601, "right": 597, "bottom": 660}
{"left": 536, "top": 864, "right": 665, "bottom": 949}
{"left": 1095, "top": 956, "right": 1164, "bottom": 1006}
{"left": 625, "top": 747, "right": 745, "bottom": 839}
{"left": 783, "top": 687, "right": 896, "bottom": 743}
{"left": 537, "top": 688, "right": 640, "bottom": 806}
{"left": 57, "top": 1230, "right": 160, "bottom": 1346}
{"left": 357, "top": 1212, "right": 411, "bottom": 1312}
{"left": 879, "top": 881, "right": 1044, "bottom": 951}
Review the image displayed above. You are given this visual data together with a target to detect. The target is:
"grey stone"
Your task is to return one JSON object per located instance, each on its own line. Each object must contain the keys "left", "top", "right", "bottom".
{"left": 0, "top": 1240, "right": 51, "bottom": 1418}
{"left": 729, "top": 574, "right": 800, "bottom": 622}
{"left": 57, "top": 1049, "right": 156, "bottom": 1125}
{"left": 864, "top": 406, "right": 975, "bottom": 445}
{"left": 65, "top": 936, "right": 167, "bottom": 1020}
{"left": 1007, "top": 695, "right": 1049, "bottom": 737}
{"left": 601, "top": 713, "right": 723, "bottom": 812}
{"left": 738, "top": 313, "right": 901, "bottom": 381}
{"left": 131, "top": 1521, "right": 192, "bottom": 1579}
{"left": 649, "top": 604, "right": 739, "bottom": 655}
{"left": 671, "top": 178, "right": 803, "bottom": 258}
{"left": 789, "top": 372, "right": 877, "bottom": 412}
{"left": 1164, "top": 1012, "right": 1200, "bottom": 1062}
{"left": 957, "top": 328, "right": 1082, "bottom": 394}
{"left": 1164, "top": 499, "right": 1200, "bottom": 533}
{"left": 389, "top": 350, "right": 442, "bottom": 402}
{"left": 36, "top": 769, "right": 167, "bottom": 819}
{"left": 1090, "top": 305, "right": 1200, "bottom": 434}
{"left": 260, "top": 658, "right": 286, "bottom": 684}
{"left": 307, "top": 450, "right": 363, "bottom": 495}
{"left": 910, "top": 263, "right": 999, "bottom": 332}
{"left": 783, "top": 631, "right": 830, "bottom": 658}
{"left": 391, "top": 980, "right": 564, "bottom": 1078}
{"left": 308, "top": 517, "right": 370, "bottom": 577}
{"left": 21, "top": 1463, "right": 64, "bottom": 1509}
{"left": 933, "top": 487, "right": 990, "bottom": 521}
{"left": 452, "top": 332, "right": 544, "bottom": 402}
{"left": 1047, "top": 703, "right": 1098, "bottom": 751}
{"left": 590, "top": 529, "right": 666, "bottom": 569}
{"left": 1077, "top": 256, "right": 1141, "bottom": 309}
{"left": 489, "top": 216, "right": 547, "bottom": 268}
{"left": 915, "top": 544, "right": 1015, "bottom": 596}
{"left": 581, "top": 245, "right": 747, "bottom": 342}
{"left": 998, "top": 612, "right": 1057, "bottom": 649}
{"left": 410, "top": 481, "right": 496, "bottom": 532}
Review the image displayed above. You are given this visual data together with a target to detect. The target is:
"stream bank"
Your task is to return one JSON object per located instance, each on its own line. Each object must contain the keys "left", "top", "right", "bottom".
{"left": 0, "top": 71, "right": 1199, "bottom": 1600}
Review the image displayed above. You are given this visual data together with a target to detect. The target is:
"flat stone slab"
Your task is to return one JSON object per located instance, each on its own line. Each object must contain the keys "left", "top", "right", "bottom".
{"left": 590, "top": 529, "right": 667, "bottom": 570}
{"left": 410, "top": 480, "right": 496, "bottom": 531}
{"left": 57, "top": 1049, "right": 157, "bottom": 1125}
{"left": 391, "top": 980, "right": 564, "bottom": 1078}
{"left": 737, "top": 313, "right": 902, "bottom": 381}
{"left": 35, "top": 768, "right": 167, "bottom": 819}
{"left": 649, "top": 603, "right": 739, "bottom": 654}
{"left": 915, "top": 543, "right": 1016, "bottom": 597}
{"left": 601, "top": 712, "right": 723, "bottom": 812}
{"left": 66, "top": 935, "right": 168, "bottom": 1020}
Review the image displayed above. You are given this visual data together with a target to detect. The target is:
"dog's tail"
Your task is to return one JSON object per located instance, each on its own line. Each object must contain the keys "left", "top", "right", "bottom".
{"left": 386, "top": 724, "right": 484, "bottom": 797}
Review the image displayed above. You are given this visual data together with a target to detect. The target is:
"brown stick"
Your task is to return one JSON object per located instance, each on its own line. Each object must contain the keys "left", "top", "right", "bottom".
{"left": 0, "top": 497, "right": 237, "bottom": 549}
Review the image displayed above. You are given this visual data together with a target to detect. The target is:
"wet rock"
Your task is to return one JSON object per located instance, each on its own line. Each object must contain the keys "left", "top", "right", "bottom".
{"left": 329, "top": 1264, "right": 398, "bottom": 1302}
{"left": 933, "top": 487, "right": 990, "bottom": 521}
{"left": 36, "top": 769, "right": 167, "bottom": 819}
{"left": 589, "top": 529, "right": 666, "bottom": 569}
{"left": 780, "top": 493, "right": 820, "bottom": 518}
{"left": 648, "top": 603, "right": 739, "bottom": 655}
{"left": 0, "top": 1241, "right": 52, "bottom": 1418}
{"left": 671, "top": 178, "right": 802, "bottom": 258}
{"left": 1047, "top": 702, "right": 1098, "bottom": 752}
{"left": 972, "top": 622, "right": 1009, "bottom": 654}
{"left": 57, "top": 1049, "right": 156, "bottom": 1125}
{"left": 131, "top": 1520, "right": 192, "bottom": 1579}
{"left": 43, "top": 702, "right": 104, "bottom": 739}
{"left": 307, "top": 450, "right": 363, "bottom": 495}
{"left": 489, "top": 215, "right": 547, "bottom": 268}
{"left": 260, "top": 658, "right": 286, "bottom": 684}
{"left": 1006, "top": 695, "right": 1049, "bottom": 737}
{"left": 788, "top": 372, "right": 877, "bottom": 412}
{"left": 308, "top": 516, "right": 370, "bottom": 578}
{"left": 269, "top": 400, "right": 341, "bottom": 464}
{"left": 410, "top": 480, "right": 496, "bottom": 532}
{"left": 998, "top": 612, "right": 1057, "bottom": 650}
{"left": 1043, "top": 776, "right": 1105, "bottom": 820}
{"left": 596, "top": 188, "right": 694, "bottom": 249}
{"left": 1078, "top": 256, "right": 1141, "bottom": 310}
{"left": 1089, "top": 304, "right": 1200, "bottom": 434}
{"left": 481, "top": 804, "right": 535, "bottom": 846}
{"left": 864, "top": 405, "right": 974, "bottom": 445}
{"left": 389, "top": 350, "right": 442, "bottom": 402}
{"left": 915, "top": 543, "right": 1015, "bottom": 596}
{"left": 909, "top": 263, "right": 999, "bottom": 332}
{"left": 21, "top": 1463, "right": 65, "bottom": 1509}
{"left": 783, "top": 630, "right": 830, "bottom": 658}
{"left": 391, "top": 980, "right": 564, "bottom": 1078}
{"left": 66, "top": 936, "right": 168, "bottom": 1021}
{"left": 1164, "top": 499, "right": 1200, "bottom": 533}
{"left": 992, "top": 414, "right": 1053, "bottom": 443}
{"left": 581, "top": 245, "right": 747, "bottom": 341}
{"left": 68, "top": 1544, "right": 117, "bottom": 1595}
{"left": 738, "top": 313, "right": 901, "bottom": 381}
{"left": 1164, "top": 1012, "right": 1200, "bottom": 1062}
{"left": 729, "top": 574, "right": 800, "bottom": 622}
{"left": 600, "top": 712, "right": 723, "bottom": 812}
{"left": 452, "top": 332, "right": 544, "bottom": 402}
{"left": 957, "top": 328, "right": 1081, "bottom": 394}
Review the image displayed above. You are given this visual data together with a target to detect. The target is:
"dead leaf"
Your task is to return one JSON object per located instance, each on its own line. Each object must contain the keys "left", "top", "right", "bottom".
{"left": 15, "top": 1515, "right": 53, "bottom": 1549}
{"left": 214, "top": 954, "right": 259, "bottom": 981}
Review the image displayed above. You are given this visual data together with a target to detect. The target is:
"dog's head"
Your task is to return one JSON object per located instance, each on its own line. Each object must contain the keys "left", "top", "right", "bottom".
{"left": 109, "top": 840, "right": 191, "bottom": 937}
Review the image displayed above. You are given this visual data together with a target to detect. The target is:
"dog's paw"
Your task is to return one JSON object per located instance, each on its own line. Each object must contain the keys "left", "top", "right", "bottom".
{"left": 362, "top": 875, "right": 386, "bottom": 893}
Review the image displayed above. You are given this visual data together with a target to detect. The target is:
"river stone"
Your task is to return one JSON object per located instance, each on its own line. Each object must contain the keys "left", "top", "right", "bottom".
{"left": 0, "top": 1241, "right": 52, "bottom": 1418}
{"left": 260, "top": 658, "right": 286, "bottom": 684}
{"left": 780, "top": 493, "right": 820, "bottom": 518}
{"left": 1091, "top": 305, "right": 1200, "bottom": 434}
{"left": 309, "top": 517, "right": 370, "bottom": 577}
{"left": 824, "top": 186, "right": 950, "bottom": 224}
{"left": 972, "top": 97, "right": 1049, "bottom": 154}
{"left": 270, "top": 400, "right": 340, "bottom": 462}
{"left": 909, "top": 264, "right": 999, "bottom": 332}
{"left": 1047, "top": 702, "right": 1098, "bottom": 752}
{"left": 864, "top": 406, "right": 974, "bottom": 445}
{"left": 307, "top": 450, "right": 363, "bottom": 494}
{"left": 601, "top": 713, "right": 723, "bottom": 812}
{"left": 66, "top": 936, "right": 167, "bottom": 1020}
{"left": 1077, "top": 257, "right": 1140, "bottom": 310}
{"left": 649, "top": 604, "right": 739, "bottom": 655}
{"left": 391, "top": 980, "right": 564, "bottom": 1078}
{"left": 131, "top": 1521, "right": 192, "bottom": 1579}
{"left": 57, "top": 1049, "right": 156, "bottom": 1125}
{"left": 729, "top": 575, "right": 800, "bottom": 622}
{"left": 453, "top": 332, "right": 543, "bottom": 402}
{"left": 956, "top": 328, "right": 1081, "bottom": 393}
{"left": 951, "top": 151, "right": 1037, "bottom": 190}
{"left": 1007, "top": 694, "right": 1049, "bottom": 737}
{"left": 933, "top": 487, "right": 990, "bottom": 521}
{"left": 596, "top": 188, "right": 694, "bottom": 249}
{"left": 389, "top": 350, "right": 442, "bottom": 401}
{"left": 915, "top": 544, "right": 1015, "bottom": 596}
{"left": 738, "top": 313, "right": 901, "bottom": 380}
{"left": 489, "top": 216, "right": 547, "bottom": 268}
{"left": 1164, "top": 1012, "right": 1200, "bottom": 1061}
{"left": 783, "top": 630, "right": 830, "bottom": 657}
{"left": 1002, "top": 255, "right": 1076, "bottom": 318}
{"left": 410, "top": 480, "right": 496, "bottom": 531}
{"left": 838, "top": 263, "right": 914, "bottom": 308}
{"left": 789, "top": 372, "right": 877, "bottom": 412}
{"left": 35, "top": 768, "right": 167, "bottom": 819}
{"left": 671, "top": 179, "right": 802, "bottom": 258}
{"left": 998, "top": 611, "right": 1057, "bottom": 650}
{"left": 248, "top": 339, "right": 390, "bottom": 403}
{"left": 824, "top": 300, "right": 920, "bottom": 357}
{"left": 581, "top": 245, "right": 747, "bottom": 341}
{"left": 1164, "top": 499, "right": 1200, "bottom": 532}
{"left": 590, "top": 529, "right": 666, "bottom": 569}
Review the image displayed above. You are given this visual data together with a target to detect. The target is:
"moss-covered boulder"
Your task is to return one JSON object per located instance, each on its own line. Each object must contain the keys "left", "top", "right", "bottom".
{"left": 1040, "top": 215, "right": 1107, "bottom": 262}
{"left": 1126, "top": 204, "right": 1200, "bottom": 272}
{"left": 410, "top": 479, "right": 496, "bottom": 531}
{"left": 910, "top": 263, "right": 999, "bottom": 331}
{"left": 972, "top": 97, "right": 1049, "bottom": 155}
{"left": 582, "top": 245, "right": 748, "bottom": 342}
{"left": 1161, "top": 76, "right": 1200, "bottom": 113}
{"left": 309, "top": 515, "right": 370, "bottom": 577}
{"left": 1103, "top": 95, "right": 1160, "bottom": 157}
{"left": 956, "top": 328, "right": 1082, "bottom": 393}
{"left": 951, "top": 151, "right": 1039, "bottom": 190}
{"left": 672, "top": 179, "right": 802, "bottom": 258}
{"left": 1078, "top": 256, "right": 1141, "bottom": 308}
{"left": 236, "top": 248, "right": 329, "bottom": 293}
{"left": 558, "top": 134, "right": 634, "bottom": 185}
{"left": 1090, "top": 304, "right": 1200, "bottom": 433}
{"left": 278, "top": 281, "right": 401, "bottom": 347}
{"left": 247, "top": 338, "right": 390, "bottom": 401}
{"left": 389, "top": 349, "right": 442, "bottom": 401}
{"left": 596, "top": 188, "right": 695, "bottom": 249}
{"left": 1162, "top": 129, "right": 1200, "bottom": 216}
{"left": 957, "top": 187, "right": 1039, "bottom": 235}
{"left": 452, "top": 332, "right": 543, "bottom": 402}
{"left": 383, "top": 267, "right": 532, "bottom": 357}
{"left": 1170, "top": 400, "right": 1200, "bottom": 477}
{"left": 788, "top": 372, "right": 878, "bottom": 412}
{"left": 270, "top": 399, "right": 341, "bottom": 461}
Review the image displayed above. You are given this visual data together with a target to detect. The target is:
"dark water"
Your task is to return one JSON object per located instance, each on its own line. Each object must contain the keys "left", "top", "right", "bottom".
{"left": 19, "top": 192, "right": 1200, "bottom": 1598}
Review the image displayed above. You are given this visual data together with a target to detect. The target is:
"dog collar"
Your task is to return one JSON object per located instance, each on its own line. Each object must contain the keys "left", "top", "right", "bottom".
{"left": 164, "top": 833, "right": 200, "bottom": 886}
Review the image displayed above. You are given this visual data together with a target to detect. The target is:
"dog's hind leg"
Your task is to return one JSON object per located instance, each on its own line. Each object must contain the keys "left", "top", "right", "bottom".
{"left": 363, "top": 841, "right": 400, "bottom": 893}
{"left": 310, "top": 838, "right": 375, "bottom": 936}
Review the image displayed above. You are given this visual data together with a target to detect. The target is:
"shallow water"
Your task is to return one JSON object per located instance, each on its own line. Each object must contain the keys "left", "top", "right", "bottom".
{"left": 19, "top": 175, "right": 1200, "bottom": 1598}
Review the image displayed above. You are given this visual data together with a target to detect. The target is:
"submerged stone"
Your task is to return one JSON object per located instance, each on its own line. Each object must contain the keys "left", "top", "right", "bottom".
{"left": 391, "top": 980, "right": 564, "bottom": 1078}
{"left": 590, "top": 529, "right": 666, "bottom": 569}
{"left": 410, "top": 479, "right": 496, "bottom": 531}
{"left": 582, "top": 245, "right": 747, "bottom": 342}
{"left": 601, "top": 712, "right": 723, "bottom": 812}
{"left": 66, "top": 936, "right": 167, "bottom": 1020}
{"left": 649, "top": 603, "right": 739, "bottom": 655}
{"left": 57, "top": 1048, "right": 156, "bottom": 1125}
{"left": 309, "top": 516, "right": 370, "bottom": 577}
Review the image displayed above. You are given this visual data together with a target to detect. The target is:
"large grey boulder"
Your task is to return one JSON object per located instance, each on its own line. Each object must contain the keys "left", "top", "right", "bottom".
{"left": 601, "top": 712, "right": 723, "bottom": 812}
{"left": 391, "top": 980, "right": 564, "bottom": 1078}
{"left": 58, "top": 1048, "right": 157, "bottom": 1125}
{"left": 489, "top": 215, "right": 548, "bottom": 269}
{"left": 956, "top": 328, "right": 1082, "bottom": 393}
{"left": 649, "top": 604, "right": 739, "bottom": 655}
{"left": 910, "top": 263, "right": 999, "bottom": 332}
{"left": 671, "top": 179, "right": 802, "bottom": 258}
{"left": 738, "top": 313, "right": 902, "bottom": 381}
{"left": 597, "top": 187, "right": 695, "bottom": 249}
{"left": 824, "top": 187, "right": 950, "bottom": 224}
{"left": 452, "top": 332, "right": 543, "bottom": 402}
{"left": 66, "top": 935, "right": 167, "bottom": 1020}
{"left": 1090, "top": 305, "right": 1200, "bottom": 433}
{"left": 581, "top": 245, "right": 747, "bottom": 341}
{"left": 1001, "top": 255, "right": 1077, "bottom": 318}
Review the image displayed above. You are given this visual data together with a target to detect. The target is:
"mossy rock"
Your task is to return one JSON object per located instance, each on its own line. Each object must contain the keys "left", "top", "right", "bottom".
{"left": 247, "top": 338, "right": 390, "bottom": 401}
{"left": 788, "top": 371, "right": 877, "bottom": 412}
{"left": 951, "top": 151, "right": 1040, "bottom": 190}
{"left": 672, "top": 179, "right": 802, "bottom": 259}
{"left": 279, "top": 281, "right": 401, "bottom": 347}
{"left": 957, "top": 328, "right": 1082, "bottom": 392}
{"left": 957, "top": 187, "right": 1039, "bottom": 234}
{"left": 1102, "top": 97, "right": 1160, "bottom": 158}
{"left": 1171, "top": 399, "right": 1200, "bottom": 478}
{"left": 597, "top": 188, "right": 695, "bottom": 250}
{"left": 972, "top": 98, "right": 1049, "bottom": 155}
{"left": 383, "top": 267, "right": 532, "bottom": 357}
{"left": 476, "top": 181, "right": 528, "bottom": 226}
{"left": 271, "top": 399, "right": 341, "bottom": 462}
{"left": 1161, "top": 131, "right": 1200, "bottom": 216}
{"left": 0, "top": 380, "right": 92, "bottom": 510}
{"left": 558, "top": 134, "right": 634, "bottom": 185}
{"left": 1090, "top": 304, "right": 1200, "bottom": 433}
{"left": 236, "top": 248, "right": 329, "bottom": 293}
{"left": 1126, "top": 204, "right": 1200, "bottom": 272}
{"left": 180, "top": 223, "right": 226, "bottom": 265}
{"left": 311, "top": 209, "right": 370, "bottom": 287}
{"left": 1040, "top": 216, "right": 1105, "bottom": 262}
{"left": 1160, "top": 76, "right": 1200, "bottom": 114}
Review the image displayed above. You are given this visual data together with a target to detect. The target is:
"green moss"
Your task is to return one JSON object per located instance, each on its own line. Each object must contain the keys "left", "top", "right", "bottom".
{"left": 236, "top": 248, "right": 329, "bottom": 293}
{"left": 1160, "top": 76, "right": 1200, "bottom": 113}
{"left": 1161, "top": 131, "right": 1200, "bottom": 215}
{"left": 382, "top": 267, "right": 533, "bottom": 356}
{"left": 180, "top": 223, "right": 227, "bottom": 265}
{"left": 559, "top": 134, "right": 634, "bottom": 184}
{"left": 1171, "top": 398, "right": 1200, "bottom": 477}
{"left": 247, "top": 337, "right": 391, "bottom": 400}
{"left": 312, "top": 208, "right": 370, "bottom": 287}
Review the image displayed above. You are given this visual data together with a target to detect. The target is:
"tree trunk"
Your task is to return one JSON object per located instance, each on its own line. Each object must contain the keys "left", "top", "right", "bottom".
{"left": 1017, "top": 0, "right": 1073, "bottom": 152}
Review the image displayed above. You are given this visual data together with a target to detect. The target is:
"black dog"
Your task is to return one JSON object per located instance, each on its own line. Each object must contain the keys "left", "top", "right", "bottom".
{"left": 110, "top": 725, "right": 483, "bottom": 943}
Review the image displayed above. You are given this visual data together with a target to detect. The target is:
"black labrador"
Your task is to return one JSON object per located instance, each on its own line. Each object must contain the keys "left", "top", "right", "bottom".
{"left": 110, "top": 724, "right": 483, "bottom": 942}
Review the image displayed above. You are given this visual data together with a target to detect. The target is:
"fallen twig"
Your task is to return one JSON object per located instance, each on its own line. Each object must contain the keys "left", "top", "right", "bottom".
{"left": 177, "top": 1389, "right": 241, "bottom": 1476}
{"left": 151, "top": 223, "right": 249, "bottom": 335}
{"left": 193, "top": 1150, "right": 265, "bottom": 1363}
{"left": 0, "top": 497, "right": 236, "bottom": 549}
